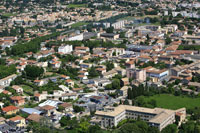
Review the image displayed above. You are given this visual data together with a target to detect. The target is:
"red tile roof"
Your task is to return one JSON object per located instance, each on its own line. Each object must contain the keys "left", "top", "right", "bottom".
{"left": 2, "top": 105, "right": 18, "bottom": 112}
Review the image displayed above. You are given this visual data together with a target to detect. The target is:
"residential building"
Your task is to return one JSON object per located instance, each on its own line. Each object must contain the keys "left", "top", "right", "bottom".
{"left": 9, "top": 115, "right": 26, "bottom": 128}
{"left": 0, "top": 74, "right": 17, "bottom": 87}
{"left": 95, "top": 105, "right": 186, "bottom": 131}
{"left": 126, "top": 69, "right": 147, "bottom": 82}
{"left": 58, "top": 45, "right": 73, "bottom": 54}
{"left": 10, "top": 96, "right": 25, "bottom": 106}
{"left": 1, "top": 105, "right": 19, "bottom": 115}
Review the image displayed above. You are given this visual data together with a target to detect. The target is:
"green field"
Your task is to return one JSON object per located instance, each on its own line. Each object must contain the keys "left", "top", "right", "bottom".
{"left": 21, "top": 85, "right": 33, "bottom": 95}
{"left": 2, "top": 13, "right": 17, "bottom": 17}
{"left": 67, "top": 4, "right": 87, "bottom": 8}
{"left": 144, "top": 94, "right": 200, "bottom": 110}
{"left": 71, "top": 22, "right": 89, "bottom": 28}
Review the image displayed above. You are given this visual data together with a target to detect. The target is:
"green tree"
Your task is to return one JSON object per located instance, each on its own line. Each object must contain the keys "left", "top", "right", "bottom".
{"left": 88, "top": 66, "right": 99, "bottom": 78}
{"left": 23, "top": 65, "right": 44, "bottom": 79}
{"left": 162, "top": 124, "right": 177, "bottom": 133}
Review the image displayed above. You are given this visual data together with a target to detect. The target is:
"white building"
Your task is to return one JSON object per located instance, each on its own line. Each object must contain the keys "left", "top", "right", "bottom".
{"left": 66, "top": 34, "right": 84, "bottom": 41}
{"left": 112, "top": 20, "right": 125, "bottom": 29}
{"left": 95, "top": 105, "right": 186, "bottom": 131}
{"left": 58, "top": 45, "right": 73, "bottom": 54}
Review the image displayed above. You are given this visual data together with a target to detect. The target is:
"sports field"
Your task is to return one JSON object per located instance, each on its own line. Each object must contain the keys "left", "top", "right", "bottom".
{"left": 144, "top": 94, "right": 200, "bottom": 110}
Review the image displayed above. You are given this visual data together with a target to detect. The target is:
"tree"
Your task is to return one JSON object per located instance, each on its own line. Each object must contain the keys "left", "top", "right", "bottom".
{"left": 59, "top": 116, "right": 70, "bottom": 127}
{"left": 124, "top": 99, "right": 129, "bottom": 105}
{"left": 165, "top": 36, "right": 172, "bottom": 45}
{"left": 106, "top": 27, "right": 114, "bottom": 33}
{"left": 23, "top": 65, "right": 44, "bottom": 79}
{"left": 112, "top": 79, "right": 121, "bottom": 90}
{"left": 105, "top": 61, "right": 114, "bottom": 71}
{"left": 88, "top": 66, "right": 99, "bottom": 78}
{"left": 73, "top": 105, "right": 85, "bottom": 113}
{"left": 89, "top": 125, "right": 102, "bottom": 133}
{"left": 162, "top": 124, "right": 177, "bottom": 133}
{"left": 78, "top": 120, "right": 90, "bottom": 133}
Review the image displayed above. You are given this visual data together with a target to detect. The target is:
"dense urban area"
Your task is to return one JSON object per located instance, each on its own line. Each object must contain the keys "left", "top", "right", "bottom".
{"left": 0, "top": 0, "right": 200, "bottom": 132}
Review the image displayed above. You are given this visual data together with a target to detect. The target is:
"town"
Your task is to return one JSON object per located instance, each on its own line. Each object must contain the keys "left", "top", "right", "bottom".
{"left": 0, "top": 0, "right": 200, "bottom": 132}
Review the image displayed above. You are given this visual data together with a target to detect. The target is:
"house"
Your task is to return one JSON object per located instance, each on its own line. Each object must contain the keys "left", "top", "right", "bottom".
{"left": 126, "top": 61, "right": 135, "bottom": 69}
{"left": 78, "top": 75, "right": 88, "bottom": 80}
{"left": 93, "top": 78, "right": 112, "bottom": 87}
{"left": 96, "top": 68, "right": 106, "bottom": 74}
{"left": 59, "top": 102, "right": 73, "bottom": 112}
{"left": 2, "top": 90, "right": 12, "bottom": 95}
{"left": 60, "top": 75, "right": 70, "bottom": 80}
{"left": 27, "top": 114, "right": 43, "bottom": 123}
{"left": 12, "top": 85, "right": 23, "bottom": 94}
{"left": 75, "top": 46, "right": 90, "bottom": 53}
{"left": 51, "top": 61, "right": 62, "bottom": 69}
{"left": 34, "top": 92, "right": 47, "bottom": 102}
{"left": 58, "top": 45, "right": 73, "bottom": 54}
{"left": 80, "top": 63, "right": 92, "bottom": 68}
{"left": 121, "top": 78, "right": 129, "bottom": 86}
{"left": 0, "top": 117, "right": 6, "bottom": 125}
{"left": 1, "top": 105, "right": 19, "bottom": 115}
{"left": 188, "top": 82, "right": 200, "bottom": 90}
{"left": 10, "top": 96, "right": 25, "bottom": 106}
{"left": 9, "top": 116, "right": 26, "bottom": 128}
{"left": 118, "top": 86, "right": 129, "bottom": 97}
{"left": 61, "top": 93, "right": 78, "bottom": 100}
{"left": 40, "top": 105, "right": 56, "bottom": 116}
{"left": 0, "top": 74, "right": 17, "bottom": 87}
{"left": 103, "top": 69, "right": 118, "bottom": 79}
{"left": 72, "top": 88, "right": 83, "bottom": 93}
{"left": 34, "top": 79, "right": 47, "bottom": 86}
{"left": 65, "top": 79, "right": 74, "bottom": 88}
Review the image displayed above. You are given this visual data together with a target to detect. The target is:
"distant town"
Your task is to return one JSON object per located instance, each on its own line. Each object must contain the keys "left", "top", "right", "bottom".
{"left": 0, "top": 0, "right": 200, "bottom": 133}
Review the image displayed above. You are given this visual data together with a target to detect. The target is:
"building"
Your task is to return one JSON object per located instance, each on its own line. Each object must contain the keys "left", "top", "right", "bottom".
{"left": 58, "top": 45, "right": 73, "bottom": 54}
{"left": 12, "top": 85, "right": 23, "bottom": 94}
{"left": 66, "top": 34, "right": 84, "bottom": 41}
{"left": 145, "top": 67, "right": 169, "bottom": 82}
{"left": 9, "top": 116, "right": 26, "bottom": 128}
{"left": 95, "top": 105, "right": 186, "bottom": 131}
{"left": 27, "top": 114, "right": 43, "bottom": 123}
{"left": 126, "top": 69, "right": 146, "bottom": 82}
{"left": 59, "top": 102, "right": 73, "bottom": 112}
{"left": 100, "top": 33, "right": 119, "bottom": 40}
{"left": 40, "top": 105, "right": 56, "bottom": 116}
{"left": 1, "top": 105, "right": 19, "bottom": 115}
{"left": 0, "top": 74, "right": 17, "bottom": 87}
{"left": 111, "top": 20, "right": 125, "bottom": 29}
{"left": 10, "top": 96, "right": 25, "bottom": 106}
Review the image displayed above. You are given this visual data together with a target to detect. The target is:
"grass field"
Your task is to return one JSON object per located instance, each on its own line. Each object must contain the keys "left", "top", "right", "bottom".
{"left": 2, "top": 13, "right": 17, "bottom": 17}
{"left": 118, "top": 15, "right": 159, "bottom": 21}
{"left": 71, "top": 22, "right": 89, "bottom": 28}
{"left": 144, "top": 94, "right": 200, "bottom": 110}
{"left": 67, "top": 4, "right": 87, "bottom": 8}
{"left": 21, "top": 85, "right": 33, "bottom": 94}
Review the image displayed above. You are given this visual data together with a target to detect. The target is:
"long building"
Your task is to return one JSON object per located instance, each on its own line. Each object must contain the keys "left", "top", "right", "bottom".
{"left": 95, "top": 105, "right": 186, "bottom": 131}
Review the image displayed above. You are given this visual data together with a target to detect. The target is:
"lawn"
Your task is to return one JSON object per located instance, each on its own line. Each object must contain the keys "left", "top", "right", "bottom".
{"left": 21, "top": 85, "right": 34, "bottom": 95}
{"left": 144, "top": 94, "right": 200, "bottom": 110}
{"left": 67, "top": 4, "right": 87, "bottom": 8}
{"left": 2, "top": 13, "right": 17, "bottom": 17}
{"left": 71, "top": 22, "right": 89, "bottom": 28}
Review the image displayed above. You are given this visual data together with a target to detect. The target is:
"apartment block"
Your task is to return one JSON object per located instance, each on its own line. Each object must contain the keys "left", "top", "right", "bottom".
{"left": 126, "top": 69, "right": 146, "bottom": 82}
{"left": 95, "top": 105, "right": 186, "bottom": 131}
